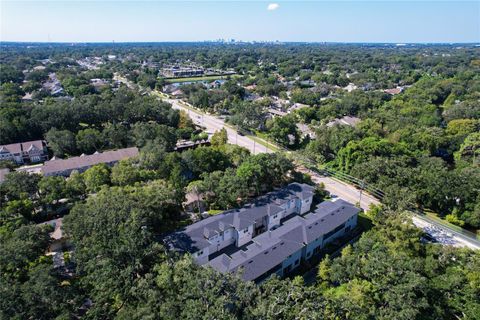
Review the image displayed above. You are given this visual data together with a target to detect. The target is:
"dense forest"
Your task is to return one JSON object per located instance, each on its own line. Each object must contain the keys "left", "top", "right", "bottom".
{"left": 1, "top": 42, "right": 479, "bottom": 319}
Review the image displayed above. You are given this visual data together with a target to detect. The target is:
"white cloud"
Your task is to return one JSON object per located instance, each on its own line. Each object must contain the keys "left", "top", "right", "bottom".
{"left": 267, "top": 3, "right": 279, "bottom": 11}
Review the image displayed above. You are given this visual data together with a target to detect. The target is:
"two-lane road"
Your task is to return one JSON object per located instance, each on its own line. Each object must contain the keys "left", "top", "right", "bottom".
{"left": 116, "top": 75, "right": 479, "bottom": 250}
{"left": 167, "top": 98, "right": 272, "bottom": 155}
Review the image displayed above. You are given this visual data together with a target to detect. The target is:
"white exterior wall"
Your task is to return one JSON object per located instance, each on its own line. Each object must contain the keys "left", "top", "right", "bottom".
{"left": 236, "top": 224, "right": 254, "bottom": 247}
{"left": 285, "top": 199, "right": 297, "bottom": 215}
{"left": 304, "top": 237, "right": 323, "bottom": 259}
{"left": 193, "top": 247, "right": 210, "bottom": 265}
{"left": 323, "top": 227, "right": 346, "bottom": 246}
{"left": 0, "top": 153, "right": 13, "bottom": 161}
{"left": 345, "top": 215, "right": 358, "bottom": 230}
{"left": 267, "top": 213, "right": 282, "bottom": 230}
{"left": 280, "top": 249, "right": 303, "bottom": 276}
{"left": 298, "top": 196, "right": 313, "bottom": 214}
{"left": 207, "top": 227, "right": 236, "bottom": 254}
{"left": 14, "top": 155, "right": 23, "bottom": 164}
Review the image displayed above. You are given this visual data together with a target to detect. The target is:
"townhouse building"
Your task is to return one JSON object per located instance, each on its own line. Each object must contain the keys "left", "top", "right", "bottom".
{"left": 165, "top": 184, "right": 360, "bottom": 282}
{"left": 0, "top": 140, "right": 48, "bottom": 165}
{"left": 164, "top": 183, "right": 315, "bottom": 264}
{"left": 41, "top": 147, "right": 139, "bottom": 177}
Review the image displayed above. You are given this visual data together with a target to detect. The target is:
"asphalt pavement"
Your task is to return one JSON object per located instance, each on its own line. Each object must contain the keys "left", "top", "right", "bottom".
{"left": 115, "top": 75, "right": 479, "bottom": 250}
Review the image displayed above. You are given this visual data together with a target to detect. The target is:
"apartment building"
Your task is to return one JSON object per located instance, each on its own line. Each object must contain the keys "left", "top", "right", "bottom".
{"left": 41, "top": 147, "right": 139, "bottom": 177}
{"left": 165, "top": 183, "right": 359, "bottom": 282}
{"left": 164, "top": 183, "right": 315, "bottom": 264}
{"left": 0, "top": 140, "right": 48, "bottom": 165}
{"left": 207, "top": 199, "right": 359, "bottom": 282}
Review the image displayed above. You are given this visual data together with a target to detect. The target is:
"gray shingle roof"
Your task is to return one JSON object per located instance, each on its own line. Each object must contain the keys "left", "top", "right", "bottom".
{"left": 0, "top": 140, "right": 45, "bottom": 154}
{"left": 207, "top": 199, "right": 359, "bottom": 281}
{"left": 164, "top": 183, "right": 315, "bottom": 253}
{"left": 41, "top": 147, "right": 139, "bottom": 175}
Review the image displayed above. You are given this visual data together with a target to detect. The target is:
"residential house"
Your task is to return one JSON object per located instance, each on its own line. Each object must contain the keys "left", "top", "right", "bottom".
{"left": 326, "top": 116, "right": 361, "bottom": 127}
{"left": 0, "top": 140, "right": 48, "bottom": 165}
{"left": 384, "top": 87, "right": 404, "bottom": 95}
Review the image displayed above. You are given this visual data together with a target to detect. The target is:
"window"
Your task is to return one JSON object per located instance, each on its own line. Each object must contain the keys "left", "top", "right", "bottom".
{"left": 323, "top": 223, "right": 345, "bottom": 240}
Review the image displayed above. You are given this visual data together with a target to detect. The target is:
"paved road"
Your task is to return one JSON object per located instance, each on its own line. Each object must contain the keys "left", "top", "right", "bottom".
{"left": 166, "top": 98, "right": 272, "bottom": 155}
{"left": 116, "top": 74, "right": 479, "bottom": 250}
{"left": 296, "top": 165, "right": 379, "bottom": 211}
{"left": 412, "top": 215, "right": 480, "bottom": 250}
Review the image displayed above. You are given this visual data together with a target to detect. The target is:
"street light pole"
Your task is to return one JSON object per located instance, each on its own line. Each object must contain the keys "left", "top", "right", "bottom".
{"left": 359, "top": 180, "right": 365, "bottom": 208}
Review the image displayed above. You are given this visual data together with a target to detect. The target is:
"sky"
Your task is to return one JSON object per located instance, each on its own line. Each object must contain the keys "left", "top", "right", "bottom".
{"left": 1, "top": 1, "right": 479, "bottom": 43}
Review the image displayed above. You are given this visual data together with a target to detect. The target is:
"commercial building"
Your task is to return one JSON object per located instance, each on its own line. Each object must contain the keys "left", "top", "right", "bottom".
{"left": 165, "top": 183, "right": 360, "bottom": 282}
{"left": 41, "top": 147, "right": 139, "bottom": 177}
{"left": 0, "top": 140, "right": 48, "bottom": 165}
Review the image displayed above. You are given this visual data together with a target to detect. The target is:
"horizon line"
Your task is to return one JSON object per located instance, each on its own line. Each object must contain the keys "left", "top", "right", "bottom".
{"left": 1, "top": 40, "right": 479, "bottom": 45}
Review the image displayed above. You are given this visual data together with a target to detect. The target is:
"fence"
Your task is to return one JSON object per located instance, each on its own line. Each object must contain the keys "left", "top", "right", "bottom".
{"left": 295, "top": 153, "right": 480, "bottom": 245}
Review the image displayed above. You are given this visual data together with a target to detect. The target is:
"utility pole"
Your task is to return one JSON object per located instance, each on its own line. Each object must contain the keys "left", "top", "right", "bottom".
{"left": 359, "top": 180, "right": 365, "bottom": 208}
{"left": 253, "top": 140, "right": 256, "bottom": 154}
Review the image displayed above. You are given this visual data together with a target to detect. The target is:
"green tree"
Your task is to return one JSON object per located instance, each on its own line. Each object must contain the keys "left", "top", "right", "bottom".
{"left": 66, "top": 170, "right": 87, "bottom": 199}
{"left": 45, "top": 128, "right": 77, "bottom": 157}
{"left": 38, "top": 176, "right": 68, "bottom": 212}
{"left": 76, "top": 128, "right": 103, "bottom": 154}
{"left": 83, "top": 164, "right": 111, "bottom": 192}
{"left": 211, "top": 128, "right": 228, "bottom": 147}
{"left": 0, "top": 171, "right": 40, "bottom": 201}
{"left": 63, "top": 181, "right": 181, "bottom": 317}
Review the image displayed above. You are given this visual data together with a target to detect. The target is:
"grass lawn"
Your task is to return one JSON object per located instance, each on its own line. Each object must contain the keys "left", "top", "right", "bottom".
{"left": 208, "top": 209, "right": 224, "bottom": 215}
{"left": 164, "top": 74, "right": 241, "bottom": 84}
